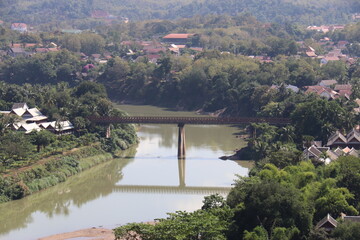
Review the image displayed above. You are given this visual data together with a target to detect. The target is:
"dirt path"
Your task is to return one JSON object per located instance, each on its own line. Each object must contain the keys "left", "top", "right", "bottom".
{"left": 3, "top": 146, "right": 86, "bottom": 178}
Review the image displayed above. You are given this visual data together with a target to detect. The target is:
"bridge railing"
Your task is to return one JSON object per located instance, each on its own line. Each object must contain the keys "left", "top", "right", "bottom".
{"left": 88, "top": 116, "right": 291, "bottom": 125}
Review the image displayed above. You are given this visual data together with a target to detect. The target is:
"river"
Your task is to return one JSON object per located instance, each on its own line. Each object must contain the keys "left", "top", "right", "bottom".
{"left": 0, "top": 104, "right": 251, "bottom": 240}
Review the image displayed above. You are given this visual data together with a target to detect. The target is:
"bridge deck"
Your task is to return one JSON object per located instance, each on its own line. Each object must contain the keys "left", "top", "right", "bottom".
{"left": 88, "top": 116, "right": 291, "bottom": 125}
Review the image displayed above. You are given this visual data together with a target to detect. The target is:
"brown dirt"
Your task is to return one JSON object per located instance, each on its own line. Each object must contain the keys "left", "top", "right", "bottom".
{"left": 38, "top": 227, "right": 115, "bottom": 240}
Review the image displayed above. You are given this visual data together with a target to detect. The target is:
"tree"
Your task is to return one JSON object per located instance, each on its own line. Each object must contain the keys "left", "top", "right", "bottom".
{"left": 202, "top": 194, "right": 228, "bottom": 210}
{"left": 30, "top": 130, "right": 56, "bottom": 152}
{"left": 333, "top": 156, "right": 360, "bottom": 209}
{"left": 291, "top": 99, "right": 349, "bottom": 142}
{"left": 331, "top": 222, "right": 360, "bottom": 240}
{"left": 79, "top": 33, "right": 105, "bottom": 55}
{"left": 114, "top": 210, "right": 230, "bottom": 240}
{"left": 229, "top": 180, "right": 312, "bottom": 238}
{"left": 243, "top": 226, "right": 268, "bottom": 240}
{"left": 0, "top": 131, "right": 33, "bottom": 163}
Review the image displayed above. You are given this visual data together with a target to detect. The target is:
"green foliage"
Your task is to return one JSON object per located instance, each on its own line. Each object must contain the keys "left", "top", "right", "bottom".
{"left": 1, "top": 50, "right": 80, "bottom": 85}
{"left": 0, "top": 0, "right": 358, "bottom": 28}
{"left": 331, "top": 221, "right": 360, "bottom": 240}
{"left": 243, "top": 226, "right": 268, "bottom": 240}
{"left": 291, "top": 99, "right": 350, "bottom": 142}
{"left": 0, "top": 131, "right": 33, "bottom": 164}
{"left": 114, "top": 209, "right": 230, "bottom": 240}
{"left": 30, "top": 130, "right": 56, "bottom": 152}
{"left": 0, "top": 145, "right": 112, "bottom": 202}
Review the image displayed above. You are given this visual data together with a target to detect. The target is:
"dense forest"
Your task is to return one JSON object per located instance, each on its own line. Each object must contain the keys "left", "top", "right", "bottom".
{"left": 0, "top": 0, "right": 359, "bottom": 29}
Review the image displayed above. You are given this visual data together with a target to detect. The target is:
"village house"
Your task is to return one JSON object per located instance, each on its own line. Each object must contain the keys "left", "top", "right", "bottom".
{"left": 341, "top": 213, "right": 360, "bottom": 223}
{"left": 11, "top": 23, "right": 28, "bottom": 33}
{"left": 304, "top": 86, "right": 339, "bottom": 100}
{"left": 0, "top": 103, "right": 74, "bottom": 135}
{"left": 326, "top": 129, "right": 360, "bottom": 149}
{"left": 7, "top": 47, "right": 32, "bottom": 57}
{"left": 304, "top": 83, "right": 352, "bottom": 100}
{"left": 315, "top": 214, "right": 338, "bottom": 231}
{"left": 319, "top": 79, "right": 338, "bottom": 87}
{"left": 162, "top": 33, "right": 195, "bottom": 45}
{"left": 39, "top": 121, "right": 74, "bottom": 135}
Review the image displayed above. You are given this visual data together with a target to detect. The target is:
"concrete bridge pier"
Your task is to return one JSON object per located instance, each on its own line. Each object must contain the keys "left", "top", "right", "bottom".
{"left": 106, "top": 125, "right": 111, "bottom": 138}
{"left": 178, "top": 123, "right": 186, "bottom": 159}
{"left": 178, "top": 159, "right": 186, "bottom": 187}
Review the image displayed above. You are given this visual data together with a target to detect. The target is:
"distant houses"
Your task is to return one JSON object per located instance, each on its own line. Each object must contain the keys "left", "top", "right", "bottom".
{"left": 0, "top": 103, "right": 74, "bottom": 135}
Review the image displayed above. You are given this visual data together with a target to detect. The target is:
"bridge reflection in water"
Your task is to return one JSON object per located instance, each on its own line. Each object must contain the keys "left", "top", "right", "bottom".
{"left": 89, "top": 116, "right": 291, "bottom": 159}
{"left": 115, "top": 159, "right": 232, "bottom": 195}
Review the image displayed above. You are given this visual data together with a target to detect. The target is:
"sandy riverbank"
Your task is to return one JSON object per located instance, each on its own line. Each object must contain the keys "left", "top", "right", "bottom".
{"left": 38, "top": 227, "right": 115, "bottom": 240}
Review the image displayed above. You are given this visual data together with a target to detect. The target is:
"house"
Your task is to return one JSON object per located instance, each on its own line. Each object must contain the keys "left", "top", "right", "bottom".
{"left": 334, "top": 84, "right": 352, "bottom": 99}
{"left": 327, "top": 129, "right": 360, "bottom": 149}
{"left": 2, "top": 103, "right": 75, "bottom": 135}
{"left": 12, "top": 103, "right": 28, "bottom": 110}
{"left": 162, "top": 33, "right": 194, "bottom": 45}
{"left": 11, "top": 23, "right": 27, "bottom": 33}
{"left": 303, "top": 145, "right": 339, "bottom": 164}
{"left": 341, "top": 213, "right": 360, "bottom": 222}
{"left": 315, "top": 214, "right": 338, "bottom": 231}
{"left": 9, "top": 105, "right": 48, "bottom": 124}
{"left": 321, "top": 56, "right": 340, "bottom": 64}
{"left": 40, "top": 121, "right": 74, "bottom": 135}
{"left": 327, "top": 131, "right": 348, "bottom": 148}
{"left": 305, "top": 51, "right": 317, "bottom": 57}
{"left": 7, "top": 47, "right": 31, "bottom": 57}
{"left": 334, "top": 84, "right": 352, "bottom": 92}
{"left": 286, "top": 85, "right": 299, "bottom": 93}
{"left": 319, "top": 80, "right": 338, "bottom": 87}
{"left": 15, "top": 123, "right": 41, "bottom": 134}
{"left": 304, "top": 86, "right": 339, "bottom": 100}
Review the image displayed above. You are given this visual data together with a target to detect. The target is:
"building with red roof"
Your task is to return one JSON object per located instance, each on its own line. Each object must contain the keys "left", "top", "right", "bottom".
{"left": 11, "top": 23, "right": 27, "bottom": 33}
{"left": 162, "top": 33, "right": 195, "bottom": 44}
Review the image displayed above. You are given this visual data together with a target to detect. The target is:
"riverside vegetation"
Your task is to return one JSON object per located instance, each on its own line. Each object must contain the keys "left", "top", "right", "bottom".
{"left": 0, "top": 82, "right": 137, "bottom": 203}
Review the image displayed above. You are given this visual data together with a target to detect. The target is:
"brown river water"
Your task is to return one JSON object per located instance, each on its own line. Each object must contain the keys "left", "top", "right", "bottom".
{"left": 0, "top": 104, "right": 252, "bottom": 240}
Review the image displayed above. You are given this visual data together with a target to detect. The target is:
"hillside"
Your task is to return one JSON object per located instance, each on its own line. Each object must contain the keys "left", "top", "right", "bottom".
{"left": 0, "top": 0, "right": 359, "bottom": 28}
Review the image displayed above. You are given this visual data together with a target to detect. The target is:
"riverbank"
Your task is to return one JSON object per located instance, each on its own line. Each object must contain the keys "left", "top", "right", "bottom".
{"left": 0, "top": 144, "right": 114, "bottom": 203}
{"left": 39, "top": 227, "right": 115, "bottom": 240}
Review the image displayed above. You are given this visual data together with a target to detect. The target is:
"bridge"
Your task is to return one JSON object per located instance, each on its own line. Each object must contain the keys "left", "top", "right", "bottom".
{"left": 88, "top": 116, "right": 291, "bottom": 125}
{"left": 89, "top": 116, "right": 291, "bottom": 158}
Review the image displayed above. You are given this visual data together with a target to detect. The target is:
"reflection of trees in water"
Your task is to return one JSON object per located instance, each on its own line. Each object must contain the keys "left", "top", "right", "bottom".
{"left": 141, "top": 125, "right": 246, "bottom": 152}
{"left": 0, "top": 147, "right": 137, "bottom": 236}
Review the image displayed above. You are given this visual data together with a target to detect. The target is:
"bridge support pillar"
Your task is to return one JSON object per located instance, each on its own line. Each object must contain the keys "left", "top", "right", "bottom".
{"left": 106, "top": 125, "right": 111, "bottom": 138}
{"left": 178, "top": 159, "right": 186, "bottom": 187}
{"left": 178, "top": 123, "right": 186, "bottom": 159}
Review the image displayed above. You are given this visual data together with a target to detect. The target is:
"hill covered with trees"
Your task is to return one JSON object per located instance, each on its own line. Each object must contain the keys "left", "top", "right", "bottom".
{"left": 0, "top": 0, "right": 359, "bottom": 29}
